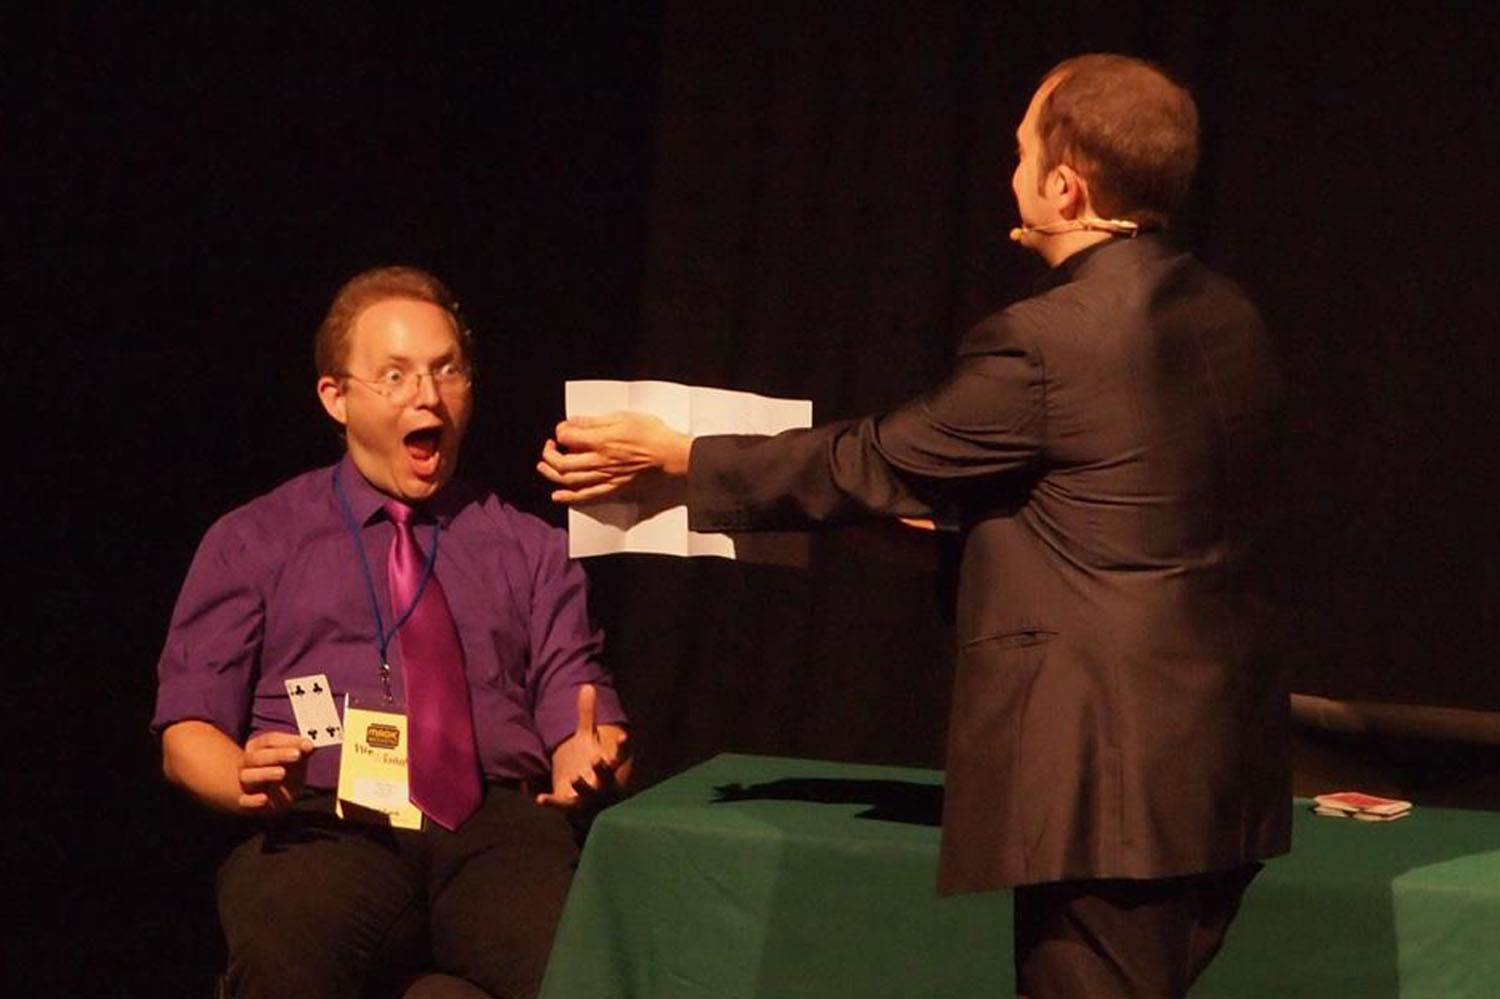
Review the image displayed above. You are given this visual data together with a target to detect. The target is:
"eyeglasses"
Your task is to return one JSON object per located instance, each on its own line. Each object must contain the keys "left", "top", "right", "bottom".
{"left": 341, "top": 362, "right": 473, "bottom": 406}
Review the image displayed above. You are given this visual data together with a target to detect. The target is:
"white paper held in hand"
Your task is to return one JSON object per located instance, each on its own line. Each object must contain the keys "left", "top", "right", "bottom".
{"left": 563, "top": 379, "right": 811, "bottom": 560}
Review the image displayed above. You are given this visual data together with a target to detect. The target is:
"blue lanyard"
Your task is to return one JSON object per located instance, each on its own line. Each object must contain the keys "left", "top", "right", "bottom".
{"left": 333, "top": 464, "right": 441, "bottom": 692}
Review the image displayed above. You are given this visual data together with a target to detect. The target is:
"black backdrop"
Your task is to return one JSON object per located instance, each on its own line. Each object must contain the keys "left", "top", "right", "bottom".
{"left": 13, "top": 4, "right": 1499, "bottom": 995}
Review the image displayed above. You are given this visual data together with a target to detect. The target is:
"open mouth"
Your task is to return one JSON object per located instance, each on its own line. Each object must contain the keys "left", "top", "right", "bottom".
{"left": 404, "top": 427, "right": 444, "bottom": 473}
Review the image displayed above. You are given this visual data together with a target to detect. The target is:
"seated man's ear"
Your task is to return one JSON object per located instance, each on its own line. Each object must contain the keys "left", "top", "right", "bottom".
{"left": 317, "top": 376, "right": 349, "bottom": 427}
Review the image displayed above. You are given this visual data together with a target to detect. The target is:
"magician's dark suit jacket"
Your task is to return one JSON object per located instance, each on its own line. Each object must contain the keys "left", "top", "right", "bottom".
{"left": 686, "top": 235, "right": 1291, "bottom": 894}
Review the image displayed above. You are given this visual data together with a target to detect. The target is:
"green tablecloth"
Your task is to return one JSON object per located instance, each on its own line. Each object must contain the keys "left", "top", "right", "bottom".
{"left": 540, "top": 754, "right": 1500, "bottom": 998}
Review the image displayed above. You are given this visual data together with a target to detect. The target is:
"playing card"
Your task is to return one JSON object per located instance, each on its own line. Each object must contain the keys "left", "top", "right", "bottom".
{"left": 284, "top": 673, "right": 343, "bottom": 746}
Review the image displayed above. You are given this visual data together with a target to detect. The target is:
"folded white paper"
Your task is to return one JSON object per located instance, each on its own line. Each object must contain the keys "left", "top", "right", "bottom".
{"left": 564, "top": 380, "right": 812, "bottom": 559}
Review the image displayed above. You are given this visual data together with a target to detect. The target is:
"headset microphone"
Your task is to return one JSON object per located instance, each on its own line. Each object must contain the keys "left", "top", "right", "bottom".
{"left": 1009, "top": 218, "right": 1142, "bottom": 242}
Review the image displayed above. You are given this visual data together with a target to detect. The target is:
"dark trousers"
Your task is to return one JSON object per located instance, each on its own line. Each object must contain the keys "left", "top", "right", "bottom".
{"left": 1012, "top": 863, "right": 1262, "bottom": 999}
{"left": 217, "top": 785, "right": 578, "bottom": 999}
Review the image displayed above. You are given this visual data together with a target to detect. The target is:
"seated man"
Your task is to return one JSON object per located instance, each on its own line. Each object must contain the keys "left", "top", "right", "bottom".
{"left": 153, "top": 265, "right": 628, "bottom": 999}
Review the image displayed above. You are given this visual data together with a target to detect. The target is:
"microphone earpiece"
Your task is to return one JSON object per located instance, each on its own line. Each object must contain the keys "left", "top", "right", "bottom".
{"left": 1010, "top": 218, "right": 1141, "bottom": 242}
{"left": 1084, "top": 218, "right": 1140, "bottom": 236}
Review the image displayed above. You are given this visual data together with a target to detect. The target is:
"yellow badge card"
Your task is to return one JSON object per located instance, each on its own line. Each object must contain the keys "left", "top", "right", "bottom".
{"left": 335, "top": 701, "right": 424, "bottom": 830}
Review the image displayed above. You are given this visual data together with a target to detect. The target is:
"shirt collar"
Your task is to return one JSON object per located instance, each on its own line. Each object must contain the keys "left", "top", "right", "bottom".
{"left": 333, "top": 453, "right": 466, "bottom": 527}
{"left": 1032, "top": 231, "right": 1173, "bottom": 294}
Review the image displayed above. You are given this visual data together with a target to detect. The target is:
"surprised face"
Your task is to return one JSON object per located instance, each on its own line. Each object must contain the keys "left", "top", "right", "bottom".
{"left": 317, "top": 298, "right": 473, "bottom": 503}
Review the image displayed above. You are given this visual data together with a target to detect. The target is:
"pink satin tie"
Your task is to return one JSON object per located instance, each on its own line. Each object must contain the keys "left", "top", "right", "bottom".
{"left": 385, "top": 500, "right": 481, "bottom": 831}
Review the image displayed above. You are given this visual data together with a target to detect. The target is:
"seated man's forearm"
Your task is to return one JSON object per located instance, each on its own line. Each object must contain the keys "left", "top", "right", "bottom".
{"left": 161, "top": 720, "right": 250, "bottom": 814}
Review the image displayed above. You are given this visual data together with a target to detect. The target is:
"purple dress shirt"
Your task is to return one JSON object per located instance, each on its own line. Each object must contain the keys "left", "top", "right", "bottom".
{"left": 152, "top": 456, "right": 625, "bottom": 790}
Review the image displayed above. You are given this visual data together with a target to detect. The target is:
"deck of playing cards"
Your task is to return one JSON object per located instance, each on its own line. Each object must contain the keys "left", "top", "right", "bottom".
{"left": 1312, "top": 791, "right": 1413, "bottom": 822}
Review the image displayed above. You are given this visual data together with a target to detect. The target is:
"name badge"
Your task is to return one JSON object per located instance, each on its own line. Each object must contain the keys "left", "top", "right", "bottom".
{"left": 335, "top": 696, "right": 423, "bottom": 830}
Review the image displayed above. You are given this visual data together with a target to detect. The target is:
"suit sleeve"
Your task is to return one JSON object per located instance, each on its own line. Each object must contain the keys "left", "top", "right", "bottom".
{"left": 687, "top": 314, "right": 1045, "bottom": 531}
